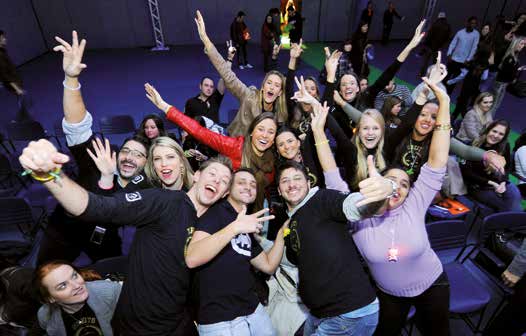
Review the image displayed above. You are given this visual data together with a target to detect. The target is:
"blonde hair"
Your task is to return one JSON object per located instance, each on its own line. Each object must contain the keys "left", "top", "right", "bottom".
{"left": 257, "top": 70, "right": 288, "bottom": 124}
{"left": 351, "top": 109, "right": 387, "bottom": 188}
{"left": 144, "top": 136, "right": 194, "bottom": 190}
{"left": 473, "top": 91, "right": 494, "bottom": 125}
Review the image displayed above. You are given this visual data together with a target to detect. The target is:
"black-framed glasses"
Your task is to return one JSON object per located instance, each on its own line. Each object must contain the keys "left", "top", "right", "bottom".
{"left": 120, "top": 147, "right": 146, "bottom": 159}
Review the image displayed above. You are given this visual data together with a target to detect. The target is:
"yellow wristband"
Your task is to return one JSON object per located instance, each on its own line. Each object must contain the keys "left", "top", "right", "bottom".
{"left": 31, "top": 168, "right": 61, "bottom": 182}
{"left": 283, "top": 228, "right": 291, "bottom": 238}
{"left": 314, "top": 139, "right": 329, "bottom": 147}
{"left": 434, "top": 124, "right": 452, "bottom": 131}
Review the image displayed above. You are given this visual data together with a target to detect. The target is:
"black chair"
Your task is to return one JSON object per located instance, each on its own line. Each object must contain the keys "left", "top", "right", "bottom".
{"left": 465, "top": 212, "right": 526, "bottom": 329}
{"left": 99, "top": 115, "right": 136, "bottom": 138}
{"left": 0, "top": 153, "right": 27, "bottom": 194}
{"left": 6, "top": 120, "right": 62, "bottom": 150}
{"left": 426, "top": 219, "right": 491, "bottom": 333}
{"left": 90, "top": 255, "right": 128, "bottom": 279}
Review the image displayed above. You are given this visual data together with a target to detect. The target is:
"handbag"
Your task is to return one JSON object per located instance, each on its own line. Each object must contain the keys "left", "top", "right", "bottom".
{"left": 428, "top": 198, "right": 470, "bottom": 219}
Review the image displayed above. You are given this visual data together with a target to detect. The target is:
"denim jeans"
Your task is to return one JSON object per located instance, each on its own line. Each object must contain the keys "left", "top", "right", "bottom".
{"left": 471, "top": 182, "right": 523, "bottom": 212}
{"left": 303, "top": 303, "right": 379, "bottom": 336}
{"left": 197, "top": 304, "right": 276, "bottom": 336}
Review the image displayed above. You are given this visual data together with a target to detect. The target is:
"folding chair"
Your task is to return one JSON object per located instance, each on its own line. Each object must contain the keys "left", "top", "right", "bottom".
{"left": 426, "top": 219, "right": 491, "bottom": 333}
{"left": 0, "top": 153, "right": 27, "bottom": 194}
{"left": 90, "top": 255, "right": 128, "bottom": 279}
{"left": 6, "top": 120, "right": 62, "bottom": 151}
{"left": 98, "top": 115, "right": 136, "bottom": 137}
{"left": 465, "top": 212, "right": 526, "bottom": 329}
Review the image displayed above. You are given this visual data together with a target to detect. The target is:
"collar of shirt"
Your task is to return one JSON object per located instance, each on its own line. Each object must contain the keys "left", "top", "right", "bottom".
{"left": 286, "top": 186, "right": 319, "bottom": 218}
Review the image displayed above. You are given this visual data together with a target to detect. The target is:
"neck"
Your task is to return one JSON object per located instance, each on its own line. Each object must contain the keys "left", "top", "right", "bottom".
{"left": 228, "top": 197, "right": 246, "bottom": 213}
{"left": 411, "top": 130, "right": 427, "bottom": 142}
{"left": 251, "top": 142, "right": 264, "bottom": 157}
{"left": 263, "top": 100, "right": 274, "bottom": 112}
{"left": 118, "top": 176, "right": 129, "bottom": 188}
{"left": 60, "top": 301, "right": 85, "bottom": 314}
{"left": 186, "top": 188, "right": 208, "bottom": 217}
{"left": 163, "top": 179, "right": 183, "bottom": 191}
{"left": 198, "top": 93, "right": 209, "bottom": 101}
{"left": 300, "top": 102, "right": 312, "bottom": 112}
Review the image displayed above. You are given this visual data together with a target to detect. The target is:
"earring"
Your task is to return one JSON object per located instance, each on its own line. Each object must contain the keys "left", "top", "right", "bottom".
{"left": 180, "top": 166, "right": 184, "bottom": 176}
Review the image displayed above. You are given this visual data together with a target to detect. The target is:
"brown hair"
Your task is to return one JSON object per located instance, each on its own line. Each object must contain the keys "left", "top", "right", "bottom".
{"left": 257, "top": 70, "right": 288, "bottom": 123}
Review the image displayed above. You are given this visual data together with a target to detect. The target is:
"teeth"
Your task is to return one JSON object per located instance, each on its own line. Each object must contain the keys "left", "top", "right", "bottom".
{"left": 206, "top": 185, "right": 217, "bottom": 192}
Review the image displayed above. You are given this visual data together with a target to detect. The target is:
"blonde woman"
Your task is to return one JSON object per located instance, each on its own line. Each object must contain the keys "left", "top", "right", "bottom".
{"left": 144, "top": 136, "right": 194, "bottom": 190}
{"left": 456, "top": 92, "right": 494, "bottom": 144}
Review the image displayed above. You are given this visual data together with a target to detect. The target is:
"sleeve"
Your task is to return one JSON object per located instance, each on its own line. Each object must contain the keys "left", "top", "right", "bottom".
{"left": 459, "top": 110, "right": 482, "bottom": 141}
{"left": 342, "top": 192, "right": 367, "bottom": 222}
{"left": 406, "top": 163, "right": 446, "bottom": 216}
{"left": 317, "top": 189, "right": 351, "bottom": 222}
{"left": 324, "top": 169, "right": 350, "bottom": 193}
{"left": 467, "top": 33, "right": 480, "bottom": 61}
{"left": 166, "top": 106, "right": 241, "bottom": 156}
{"left": 394, "top": 10, "right": 402, "bottom": 19}
{"left": 507, "top": 238, "right": 526, "bottom": 277}
{"left": 321, "top": 80, "right": 336, "bottom": 107}
{"left": 384, "top": 102, "right": 423, "bottom": 159}
{"left": 450, "top": 137, "right": 485, "bottom": 161}
{"left": 205, "top": 42, "right": 251, "bottom": 102}
{"left": 402, "top": 86, "right": 413, "bottom": 107}
{"left": 286, "top": 68, "right": 296, "bottom": 113}
{"left": 342, "top": 102, "right": 363, "bottom": 123}
{"left": 515, "top": 147, "right": 526, "bottom": 179}
{"left": 195, "top": 206, "right": 225, "bottom": 234}
{"left": 62, "top": 112, "right": 94, "bottom": 146}
{"left": 367, "top": 60, "right": 402, "bottom": 101}
{"left": 447, "top": 32, "right": 459, "bottom": 56}
{"left": 250, "top": 234, "right": 264, "bottom": 260}
{"left": 212, "top": 89, "right": 224, "bottom": 108}
{"left": 411, "top": 84, "right": 422, "bottom": 102}
{"left": 77, "top": 189, "right": 168, "bottom": 228}
{"left": 460, "top": 160, "right": 490, "bottom": 185}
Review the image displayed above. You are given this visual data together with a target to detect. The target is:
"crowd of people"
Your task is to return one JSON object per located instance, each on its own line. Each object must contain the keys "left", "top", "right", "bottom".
{"left": 1, "top": 4, "right": 526, "bottom": 336}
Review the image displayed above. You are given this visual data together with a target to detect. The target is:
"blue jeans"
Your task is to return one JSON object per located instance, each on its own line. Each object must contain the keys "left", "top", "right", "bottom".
{"left": 471, "top": 182, "right": 523, "bottom": 212}
{"left": 197, "top": 304, "right": 276, "bottom": 336}
{"left": 303, "top": 303, "right": 379, "bottom": 336}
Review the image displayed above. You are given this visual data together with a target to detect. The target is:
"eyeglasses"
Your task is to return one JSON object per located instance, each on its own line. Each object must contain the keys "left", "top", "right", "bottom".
{"left": 120, "top": 147, "right": 146, "bottom": 159}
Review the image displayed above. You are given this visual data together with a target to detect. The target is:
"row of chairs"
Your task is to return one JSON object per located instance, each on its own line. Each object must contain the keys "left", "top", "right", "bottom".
{"left": 404, "top": 212, "right": 526, "bottom": 334}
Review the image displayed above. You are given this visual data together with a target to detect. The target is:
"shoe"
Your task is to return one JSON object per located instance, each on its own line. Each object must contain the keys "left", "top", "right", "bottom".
{"left": 239, "top": 65, "right": 245, "bottom": 70}
{"left": 245, "top": 64, "right": 253, "bottom": 69}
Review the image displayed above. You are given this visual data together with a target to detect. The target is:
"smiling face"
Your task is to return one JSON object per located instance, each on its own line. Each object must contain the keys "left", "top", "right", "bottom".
{"left": 359, "top": 78, "right": 368, "bottom": 92}
{"left": 118, "top": 140, "right": 147, "bottom": 179}
{"left": 144, "top": 119, "right": 160, "bottom": 139}
{"left": 200, "top": 78, "right": 215, "bottom": 98}
{"left": 343, "top": 43, "right": 352, "bottom": 52}
{"left": 193, "top": 162, "right": 232, "bottom": 207}
{"left": 250, "top": 118, "right": 277, "bottom": 155}
{"left": 481, "top": 25, "right": 490, "bottom": 36}
{"left": 414, "top": 102, "right": 438, "bottom": 137}
{"left": 153, "top": 146, "right": 183, "bottom": 189}
{"left": 229, "top": 171, "right": 257, "bottom": 205}
{"left": 391, "top": 102, "right": 402, "bottom": 116}
{"left": 516, "top": 39, "right": 526, "bottom": 53}
{"left": 304, "top": 79, "right": 319, "bottom": 99}
{"left": 339, "top": 74, "right": 359, "bottom": 102}
{"left": 262, "top": 73, "right": 283, "bottom": 105}
{"left": 384, "top": 168, "right": 411, "bottom": 210}
{"left": 276, "top": 131, "right": 301, "bottom": 160}
{"left": 278, "top": 167, "right": 310, "bottom": 209}
{"left": 358, "top": 115, "right": 382, "bottom": 149}
{"left": 478, "top": 95, "right": 494, "bottom": 113}
{"left": 41, "top": 265, "right": 88, "bottom": 305}
{"left": 486, "top": 124, "right": 507, "bottom": 146}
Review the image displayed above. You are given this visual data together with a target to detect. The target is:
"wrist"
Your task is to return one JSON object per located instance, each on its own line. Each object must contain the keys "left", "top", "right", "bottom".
{"left": 98, "top": 174, "right": 114, "bottom": 189}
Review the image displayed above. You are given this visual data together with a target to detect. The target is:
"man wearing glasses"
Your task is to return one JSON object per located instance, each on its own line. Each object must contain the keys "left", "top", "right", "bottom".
{"left": 37, "top": 31, "right": 150, "bottom": 265}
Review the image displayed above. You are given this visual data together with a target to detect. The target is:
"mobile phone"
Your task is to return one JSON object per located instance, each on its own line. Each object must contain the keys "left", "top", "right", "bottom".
{"left": 90, "top": 226, "right": 106, "bottom": 245}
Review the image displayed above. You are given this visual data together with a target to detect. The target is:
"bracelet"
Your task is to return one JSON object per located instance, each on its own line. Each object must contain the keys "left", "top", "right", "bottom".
{"left": 314, "top": 139, "right": 329, "bottom": 147}
{"left": 63, "top": 79, "right": 81, "bottom": 91}
{"left": 26, "top": 168, "right": 62, "bottom": 183}
{"left": 386, "top": 178, "right": 399, "bottom": 198}
{"left": 434, "top": 124, "right": 452, "bottom": 131}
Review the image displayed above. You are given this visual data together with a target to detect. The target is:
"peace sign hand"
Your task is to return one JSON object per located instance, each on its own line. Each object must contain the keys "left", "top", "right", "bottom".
{"left": 356, "top": 155, "right": 395, "bottom": 207}
{"left": 290, "top": 39, "right": 303, "bottom": 59}
{"left": 53, "top": 31, "right": 87, "bottom": 78}
{"left": 310, "top": 101, "right": 329, "bottom": 132}
{"left": 226, "top": 40, "right": 237, "bottom": 59}
{"left": 291, "top": 76, "right": 318, "bottom": 106}
{"left": 233, "top": 207, "right": 275, "bottom": 235}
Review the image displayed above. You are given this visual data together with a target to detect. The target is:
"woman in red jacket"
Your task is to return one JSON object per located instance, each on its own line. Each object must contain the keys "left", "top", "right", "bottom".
{"left": 145, "top": 83, "right": 276, "bottom": 211}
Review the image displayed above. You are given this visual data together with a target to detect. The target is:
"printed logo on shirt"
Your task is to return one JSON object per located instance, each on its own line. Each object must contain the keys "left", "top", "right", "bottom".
{"left": 125, "top": 192, "right": 142, "bottom": 202}
{"left": 289, "top": 220, "right": 301, "bottom": 253}
{"left": 131, "top": 175, "right": 144, "bottom": 184}
{"left": 184, "top": 226, "right": 195, "bottom": 257}
{"left": 231, "top": 233, "right": 252, "bottom": 257}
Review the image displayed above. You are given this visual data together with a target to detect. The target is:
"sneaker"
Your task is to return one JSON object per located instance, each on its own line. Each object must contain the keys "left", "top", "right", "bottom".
{"left": 239, "top": 65, "right": 245, "bottom": 70}
{"left": 245, "top": 64, "right": 253, "bottom": 69}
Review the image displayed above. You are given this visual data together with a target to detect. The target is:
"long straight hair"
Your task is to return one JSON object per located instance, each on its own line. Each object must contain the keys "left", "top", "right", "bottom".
{"left": 256, "top": 70, "right": 288, "bottom": 124}
{"left": 499, "top": 37, "right": 525, "bottom": 68}
{"left": 473, "top": 119, "right": 511, "bottom": 155}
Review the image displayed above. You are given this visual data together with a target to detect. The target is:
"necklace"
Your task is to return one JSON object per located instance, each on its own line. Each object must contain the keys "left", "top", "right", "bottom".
{"left": 406, "top": 139, "right": 418, "bottom": 176}
{"left": 387, "top": 222, "right": 399, "bottom": 262}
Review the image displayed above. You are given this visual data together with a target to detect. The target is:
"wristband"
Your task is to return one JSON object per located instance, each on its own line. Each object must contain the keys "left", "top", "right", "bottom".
{"left": 434, "top": 124, "right": 451, "bottom": 131}
{"left": 283, "top": 228, "right": 291, "bottom": 238}
{"left": 28, "top": 168, "right": 62, "bottom": 183}
{"left": 314, "top": 139, "right": 329, "bottom": 147}
{"left": 63, "top": 80, "right": 81, "bottom": 91}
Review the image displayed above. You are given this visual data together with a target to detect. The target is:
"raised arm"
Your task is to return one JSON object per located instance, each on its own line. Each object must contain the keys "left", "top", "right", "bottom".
{"left": 395, "top": 20, "right": 426, "bottom": 63}
{"left": 53, "top": 31, "right": 87, "bottom": 124}
{"left": 334, "top": 90, "right": 362, "bottom": 123}
{"left": 195, "top": 10, "right": 250, "bottom": 102}
{"left": 321, "top": 48, "right": 342, "bottom": 106}
{"left": 424, "top": 77, "right": 450, "bottom": 168}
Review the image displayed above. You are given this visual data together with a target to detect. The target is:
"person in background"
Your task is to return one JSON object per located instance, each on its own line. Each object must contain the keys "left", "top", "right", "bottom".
{"left": 184, "top": 77, "right": 225, "bottom": 124}
{"left": 455, "top": 92, "right": 494, "bottom": 144}
{"left": 513, "top": 130, "right": 526, "bottom": 198}
{"left": 230, "top": 11, "right": 253, "bottom": 69}
{"left": 35, "top": 261, "right": 121, "bottom": 336}
{"left": 445, "top": 16, "right": 480, "bottom": 94}
{"left": 360, "top": 1, "right": 374, "bottom": 25}
{"left": 382, "top": 2, "right": 404, "bottom": 45}
{"left": 269, "top": 8, "right": 282, "bottom": 44}
{"left": 418, "top": 12, "right": 451, "bottom": 77}
{"left": 374, "top": 79, "right": 413, "bottom": 113}
{"left": 287, "top": 6, "right": 303, "bottom": 44}
{"left": 461, "top": 120, "right": 523, "bottom": 212}
{"left": 0, "top": 30, "right": 31, "bottom": 121}
{"left": 262, "top": 13, "right": 276, "bottom": 73}
{"left": 351, "top": 21, "right": 371, "bottom": 78}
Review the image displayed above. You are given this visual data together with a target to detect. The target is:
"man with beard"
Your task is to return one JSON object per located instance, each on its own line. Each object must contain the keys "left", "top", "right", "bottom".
{"left": 184, "top": 76, "right": 225, "bottom": 124}
{"left": 185, "top": 168, "right": 284, "bottom": 335}
{"left": 37, "top": 31, "right": 150, "bottom": 265}
{"left": 19, "top": 138, "right": 258, "bottom": 334}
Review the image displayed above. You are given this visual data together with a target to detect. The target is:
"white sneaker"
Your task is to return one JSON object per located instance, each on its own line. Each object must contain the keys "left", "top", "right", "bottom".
{"left": 245, "top": 64, "right": 253, "bottom": 69}
{"left": 239, "top": 65, "right": 245, "bottom": 70}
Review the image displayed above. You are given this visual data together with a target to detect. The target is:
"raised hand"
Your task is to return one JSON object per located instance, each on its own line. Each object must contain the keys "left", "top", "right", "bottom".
{"left": 421, "top": 76, "right": 450, "bottom": 105}
{"left": 53, "top": 31, "right": 87, "bottom": 78}
{"left": 311, "top": 101, "right": 329, "bottom": 132}
{"left": 484, "top": 151, "right": 506, "bottom": 175}
{"left": 233, "top": 207, "right": 275, "bottom": 235}
{"left": 145, "top": 83, "right": 171, "bottom": 113}
{"left": 19, "top": 139, "right": 69, "bottom": 176}
{"left": 356, "top": 156, "right": 394, "bottom": 207}
{"left": 333, "top": 90, "right": 346, "bottom": 107}
{"left": 407, "top": 20, "right": 426, "bottom": 49}
{"left": 272, "top": 43, "right": 282, "bottom": 58}
{"left": 325, "top": 49, "right": 342, "bottom": 77}
{"left": 291, "top": 76, "right": 318, "bottom": 106}
{"left": 194, "top": 10, "right": 208, "bottom": 42}
{"left": 290, "top": 39, "right": 303, "bottom": 59}
{"left": 86, "top": 137, "right": 116, "bottom": 176}
{"left": 226, "top": 40, "right": 236, "bottom": 60}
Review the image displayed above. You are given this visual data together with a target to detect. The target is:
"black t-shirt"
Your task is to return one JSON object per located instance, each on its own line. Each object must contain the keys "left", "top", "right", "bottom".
{"left": 395, "top": 137, "right": 429, "bottom": 180}
{"left": 285, "top": 189, "right": 376, "bottom": 318}
{"left": 62, "top": 304, "right": 103, "bottom": 336}
{"left": 195, "top": 200, "right": 263, "bottom": 324}
{"left": 184, "top": 91, "right": 224, "bottom": 123}
{"left": 78, "top": 189, "right": 197, "bottom": 335}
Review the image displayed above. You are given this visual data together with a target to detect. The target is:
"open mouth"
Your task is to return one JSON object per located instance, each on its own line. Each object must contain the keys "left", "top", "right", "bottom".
{"left": 204, "top": 184, "right": 217, "bottom": 198}
{"left": 265, "top": 91, "right": 275, "bottom": 100}
{"left": 420, "top": 123, "right": 431, "bottom": 131}
{"left": 120, "top": 162, "right": 137, "bottom": 172}
{"left": 161, "top": 169, "right": 172, "bottom": 180}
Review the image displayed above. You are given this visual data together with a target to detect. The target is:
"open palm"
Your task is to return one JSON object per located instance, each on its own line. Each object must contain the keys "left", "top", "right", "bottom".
{"left": 53, "top": 31, "right": 87, "bottom": 78}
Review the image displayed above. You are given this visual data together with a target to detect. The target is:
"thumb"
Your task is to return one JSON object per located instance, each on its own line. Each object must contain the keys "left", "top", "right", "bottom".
{"left": 366, "top": 155, "right": 380, "bottom": 177}
{"left": 239, "top": 205, "right": 247, "bottom": 216}
{"left": 53, "top": 152, "right": 70, "bottom": 164}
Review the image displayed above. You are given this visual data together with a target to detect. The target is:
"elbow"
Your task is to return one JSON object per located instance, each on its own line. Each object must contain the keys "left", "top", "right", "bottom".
{"left": 185, "top": 253, "right": 204, "bottom": 269}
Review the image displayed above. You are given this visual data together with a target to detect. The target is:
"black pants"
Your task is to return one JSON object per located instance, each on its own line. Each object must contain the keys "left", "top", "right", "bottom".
{"left": 263, "top": 52, "right": 272, "bottom": 73}
{"left": 374, "top": 272, "right": 450, "bottom": 336}
{"left": 444, "top": 60, "right": 464, "bottom": 94}
{"left": 382, "top": 24, "right": 393, "bottom": 44}
{"left": 484, "top": 276, "right": 526, "bottom": 336}
{"left": 236, "top": 42, "right": 248, "bottom": 66}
